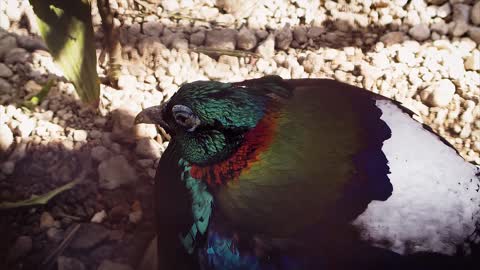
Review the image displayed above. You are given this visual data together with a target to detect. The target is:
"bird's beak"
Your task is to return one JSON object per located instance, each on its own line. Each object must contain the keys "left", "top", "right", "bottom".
{"left": 135, "top": 107, "right": 156, "bottom": 125}
{"left": 135, "top": 104, "right": 169, "bottom": 130}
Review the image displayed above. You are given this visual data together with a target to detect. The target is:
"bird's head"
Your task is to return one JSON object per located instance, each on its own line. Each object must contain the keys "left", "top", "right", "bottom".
{"left": 135, "top": 76, "right": 292, "bottom": 166}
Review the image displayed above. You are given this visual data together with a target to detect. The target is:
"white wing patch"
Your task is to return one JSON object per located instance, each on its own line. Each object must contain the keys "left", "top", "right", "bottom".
{"left": 352, "top": 99, "right": 480, "bottom": 256}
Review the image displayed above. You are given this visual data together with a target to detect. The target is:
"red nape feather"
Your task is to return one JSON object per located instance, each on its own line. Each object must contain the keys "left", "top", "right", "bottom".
{"left": 190, "top": 111, "right": 279, "bottom": 186}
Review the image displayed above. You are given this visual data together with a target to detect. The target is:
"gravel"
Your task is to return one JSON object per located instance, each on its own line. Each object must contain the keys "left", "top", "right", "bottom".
{"left": 0, "top": 123, "right": 14, "bottom": 152}
{"left": 1, "top": 0, "right": 479, "bottom": 269}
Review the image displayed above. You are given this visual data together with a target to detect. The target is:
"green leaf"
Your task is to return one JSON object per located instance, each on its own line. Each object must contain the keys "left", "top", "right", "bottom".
{"left": 0, "top": 179, "right": 79, "bottom": 209}
{"left": 29, "top": 0, "right": 100, "bottom": 106}
{"left": 23, "top": 79, "right": 55, "bottom": 109}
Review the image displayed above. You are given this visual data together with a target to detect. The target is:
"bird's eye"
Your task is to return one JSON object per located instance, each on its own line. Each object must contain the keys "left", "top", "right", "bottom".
{"left": 172, "top": 105, "right": 201, "bottom": 132}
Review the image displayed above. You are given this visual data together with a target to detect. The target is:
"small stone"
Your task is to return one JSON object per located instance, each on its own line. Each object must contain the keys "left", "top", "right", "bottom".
{"left": 255, "top": 29, "right": 269, "bottom": 40}
{"left": 461, "top": 104, "right": 475, "bottom": 123}
{"left": 98, "top": 155, "right": 137, "bottom": 189}
{"left": 255, "top": 58, "right": 269, "bottom": 73}
{"left": 354, "top": 14, "right": 369, "bottom": 28}
{"left": 256, "top": 34, "right": 275, "bottom": 59}
{"left": 371, "top": 53, "right": 390, "bottom": 69}
{"left": 40, "top": 211, "right": 56, "bottom": 229}
{"left": 7, "top": 236, "right": 32, "bottom": 262}
{"left": 135, "top": 138, "right": 162, "bottom": 159}
{"left": 24, "top": 80, "right": 42, "bottom": 93}
{"left": 91, "top": 146, "right": 112, "bottom": 162}
{"left": 4, "top": 48, "right": 29, "bottom": 64}
{"left": 218, "top": 55, "right": 239, "bottom": 69}
{"left": 111, "top": 103, "right": 142, "bottom": 143}
{"left": 57, "top": 256, "right": 86, "bottom": 270}
{"left": 0, "top": 124, "right": 14, "bottom": 152}
{"left": 134, "top": 123, "right": 158, "bottom": 139}
{"left": 460, "top": 124, "right": 471, "bottom": 138}
{"left": 109, "top": 204, "right": 129, "bottom": 221}
{"left": 464, "top": 50, "right": 480, "bottom": 70}
{"left": 380, "top": 32, "right": 406, "bottom": 46}
{"left": 72, "top": 130, "right": 88, "bottom": 142}
{"left": 431, "top": 21, "right": 449, "bottom": 35}
{"left": 9, "top": 141, "right": 27, "bottom": 161}
{"left": 361, "top": 63, "right": 384, "bottom": 81}
{"left": 397, "top": 48, "right": 416, "bottom": 66}
{"left": 453, "top": 3, "right": 471, "bottom": 23}
{"left": 0, "top": 35, "right": 17, "bottom": 60}
{"left": 307, "top": 26, "right": 324, "bottom": 39}
{"left": 379, "top": 14, "right": 393, "bottom": 25}
{"left": 117, "top": 74, "right": 137, "bottom": 90}
{"left": 217, "top": 0, "right": 258, "bottom": 19}
{"left": 472, "top": 1, "right": 480, "bottom": 25}
{"left": 474, "top": 141, "right": 480, "bottom": 152}
{"left": 190, "top": 31, "right": 206, "bottom": 46}
{"left": 302, "top": 53, "right": 323, "bottom": 73}
{"left": 444, "top": 54, "right": 465, "bottom": 79}
{"left": 16, "top": 35, "right": 47, "bottom": 51}
{"left": 172, "top": 38, "right": 188, "bottom": 50}
{"left": 408, "top": 24, "right": 430, "bottom": 41}
{"left": 161, "top": 0, "right": 179, "bottom": 11}
{"left": 142, "top": 21, "right": 163, "bottom": 36}
{"left": 293, "top": 27, "right": 308, "bottom": 44}
{"left": 70, "top": 223, "right": 110, "bottom": 249}
{"left": 147, "top": 168, "right": 156, "bottom": 178}
{"left": 94, "top": 117, "right": 107, "bottom": 127}
{"left": 0, "top": 63, "right": 13, "bottom": 78}
{"left": 468, "top": 27, "right": 480, "bottom": 43}
{"left": 0, "top": 14, "right": 9, "bottom": 29}
{"left": 275, "top": 24, "right": 293, "bottom": 50}
{"left": 420, "top": 79, "right": 456, "bottom": 107}
{"left": 205, "top": 29, "right": 237, "bottom": 50}
{"left": 137, "top": 159, "right": 154, "bottom": 168}
{"left": 451, "top": 21, "right": 469, "bottom": 36}
{"left": 91, "top": 210, "right": 107, "bottom": 223}
{"left": 437, "top": 3, "right": 451, "bottom": 18}
{"left": 129, "top": 211, "right": 142, "bottom": 224}
{"left": 98, "top": 260, "right": 133, "bottom": 270}
{"left": 17, "top": 118, "right": 36, "bottom": 138}
{"left": 236, "top": 27, "right": 257, "bottom": 50}
{"left": 0, "top": 78, "right": 12, "bottom": 93}
{"left": 1, "top": 160, "right": 14, "bottom": 174}
{"left": 5, "top": 0, "right": 21, "bottom": 21}
{"left": 46, "top": 227, "right": 64, "bottom": 243}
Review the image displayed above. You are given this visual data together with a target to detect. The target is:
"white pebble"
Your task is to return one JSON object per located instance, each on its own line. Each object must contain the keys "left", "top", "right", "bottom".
{"left": 91, "top": 210, "right": 107, "bottom": 223}
{"left": 0, "top": 124, "right": 13, "bottom": 152}
{"left": 464, "top": 50, "right": 480, "bottom": 71}
{"left": 420, "top": 79, "right": 456, "bottom": 107}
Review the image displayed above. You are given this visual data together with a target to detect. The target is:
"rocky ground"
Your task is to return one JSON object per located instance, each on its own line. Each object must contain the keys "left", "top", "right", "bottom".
{"left": 0, "top": 0, "right": 479, "bottom": 269}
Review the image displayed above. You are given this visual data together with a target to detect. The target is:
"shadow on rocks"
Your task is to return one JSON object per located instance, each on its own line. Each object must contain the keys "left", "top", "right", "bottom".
{"left": 0, "top": 140, "right": 156, "bottom": 270}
